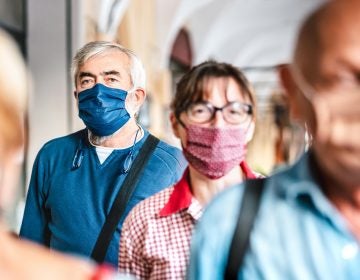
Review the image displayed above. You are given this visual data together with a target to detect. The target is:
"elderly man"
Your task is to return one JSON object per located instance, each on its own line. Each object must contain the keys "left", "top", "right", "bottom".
{"left": 20, "top": 41, "right": 186, "bottom": 267}
{"left": 0, "top": 31, "right": 131, "bottom": 280}
{"left": 189, "top": 0, "right": 360, "bottom": 279}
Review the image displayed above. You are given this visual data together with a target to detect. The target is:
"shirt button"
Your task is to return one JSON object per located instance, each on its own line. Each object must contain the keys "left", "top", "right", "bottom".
{"left": 341, "top": 243, "right": 359, "bottom": 260}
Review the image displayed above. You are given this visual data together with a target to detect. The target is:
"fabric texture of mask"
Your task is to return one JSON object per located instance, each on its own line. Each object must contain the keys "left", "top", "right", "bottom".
{"left": 78, "top": 83, "right": 130, "bottom": 136}
{"left": 182, "top": 124, "right": 247, "bottom": 179}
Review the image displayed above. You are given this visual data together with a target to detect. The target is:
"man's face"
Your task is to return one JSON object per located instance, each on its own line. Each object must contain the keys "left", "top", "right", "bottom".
{"left": 75, "top": 50, "right": 141, "bottom": 120}
{"left": 75, "top": 50, "right": 132, "bottom": 94}
{"left": 293, "top": 26, "right": 360, "bottom": 186}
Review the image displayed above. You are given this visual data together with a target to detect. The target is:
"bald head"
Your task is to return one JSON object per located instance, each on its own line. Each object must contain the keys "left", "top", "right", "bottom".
{"left": 294, "top": 0, "right": 360, "bottom": 84}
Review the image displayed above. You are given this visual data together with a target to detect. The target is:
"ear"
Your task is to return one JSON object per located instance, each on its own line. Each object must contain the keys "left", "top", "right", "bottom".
{"left": 133, "top": 88, "right": 146, "bottom": 105}
{"left": 129, "top": 88, "right": 146, "bottom": 112}
{"left": 278, "top": 64, "right": 301, "bottom": 121}
{"left": 170, "top": 112, "right": 181, "bottom": 139}
{"left": 73, "top": 90, "right": 78, "bottom": 99}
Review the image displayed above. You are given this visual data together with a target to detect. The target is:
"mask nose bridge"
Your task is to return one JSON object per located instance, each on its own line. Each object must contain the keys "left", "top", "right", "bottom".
{"left": 290, "top": 64, "right": 316, "bottom": 102}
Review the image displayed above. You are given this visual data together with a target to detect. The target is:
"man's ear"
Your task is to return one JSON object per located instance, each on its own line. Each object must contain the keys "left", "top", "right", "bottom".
{"left": 170, "top": 112, "right": 181, "bottom": 138}
{"left": 278, "top": 64, "right": 301, "bottom": 121}
{"left": 135, "top": 88, "right": 146, "bottom": 104}
{"left": 127, "top": 88, "right": 146, "bottom": 113}
{"left": 73, "top": 90, "right": 78, "bottom": 99}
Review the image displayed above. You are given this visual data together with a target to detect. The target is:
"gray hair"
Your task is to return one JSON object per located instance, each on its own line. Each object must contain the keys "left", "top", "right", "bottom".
{"left": 71, "top": 41, "right": 146, "bottom": 89}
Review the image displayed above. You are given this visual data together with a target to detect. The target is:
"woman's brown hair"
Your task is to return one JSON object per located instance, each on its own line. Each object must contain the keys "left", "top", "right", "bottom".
{"left": 171, "top": 60, "right": 256, "bottom": 119}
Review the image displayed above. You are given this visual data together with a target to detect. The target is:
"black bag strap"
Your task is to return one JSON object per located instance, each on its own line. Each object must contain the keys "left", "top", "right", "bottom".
{"left": 224, "top": 178, "right": 265, "bottom": 280}
{"left": 91, "top": 134, "right": 159, "bottom": 263}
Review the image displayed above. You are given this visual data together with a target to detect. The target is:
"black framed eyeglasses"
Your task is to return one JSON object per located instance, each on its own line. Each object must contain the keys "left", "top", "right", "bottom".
{"left": 186, "top": 101, "right": 253, "bottom": 124}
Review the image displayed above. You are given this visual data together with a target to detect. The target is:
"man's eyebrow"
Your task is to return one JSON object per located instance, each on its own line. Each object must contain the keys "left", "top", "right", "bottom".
{"left": 102, "top": 70, "right": 121, "bottom": 77}
{"left": 78, "top": 72, "right": 95, "bottom": 79}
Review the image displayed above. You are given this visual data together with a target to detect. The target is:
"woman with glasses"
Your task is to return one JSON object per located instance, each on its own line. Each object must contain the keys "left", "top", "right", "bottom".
{"left": 119, "top": 60, "right": 259, "bottom": 279}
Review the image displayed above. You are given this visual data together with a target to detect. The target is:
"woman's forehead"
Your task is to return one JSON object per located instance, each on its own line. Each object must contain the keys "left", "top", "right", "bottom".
{"left": 200, "top": 77, "right": 250, "bottom": 102}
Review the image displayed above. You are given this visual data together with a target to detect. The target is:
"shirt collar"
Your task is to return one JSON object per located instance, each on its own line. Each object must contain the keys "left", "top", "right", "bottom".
{"left": 159, "top": 161, "right": 257, "bottom": 217}
{"left": 159, "top": 168, "right": 192, "bottom": 217}
{"left": 240, "top": 161, "right": 258, "bottom": 179}
{"left": 280, "top": 150, "right": 324, "bottom": 199}
{"left": 279, "top": 151, "right": 322, "bottom": 200}
{"left": 279, "top": 151, "right": 346, "bottom": 228}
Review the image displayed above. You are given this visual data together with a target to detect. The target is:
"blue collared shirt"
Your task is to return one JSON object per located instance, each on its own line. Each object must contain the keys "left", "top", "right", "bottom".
{"left": 189, "top": 152, "right": 360, "bottom": 280}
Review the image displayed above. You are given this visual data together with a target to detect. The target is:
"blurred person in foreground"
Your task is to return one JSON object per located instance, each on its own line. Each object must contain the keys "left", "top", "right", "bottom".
{"left": 19, "top": 41, "right": 186, "bottom": 266}
{"left": 189, "top": 1, "right": 360, "bottom": 279}
{"left": 0, "top": 29, "right": 132, "bottom": 280}
{"left": 119, "top": 61, "right": 260, "bottom": 279}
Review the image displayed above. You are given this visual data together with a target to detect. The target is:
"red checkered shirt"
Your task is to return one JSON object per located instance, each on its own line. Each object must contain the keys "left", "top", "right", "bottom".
{"left": 119, "top": 162, "right": 257, "bottom": 280}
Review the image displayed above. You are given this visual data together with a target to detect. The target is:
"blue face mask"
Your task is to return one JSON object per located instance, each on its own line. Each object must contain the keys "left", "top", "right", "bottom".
{"left": 78, "top": 83, "right": 131, "bottom": 136}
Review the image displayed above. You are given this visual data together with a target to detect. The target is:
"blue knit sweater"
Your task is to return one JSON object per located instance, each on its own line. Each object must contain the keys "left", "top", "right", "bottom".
{"left": 20, "top": 129, "right": 187, "bottom": 266}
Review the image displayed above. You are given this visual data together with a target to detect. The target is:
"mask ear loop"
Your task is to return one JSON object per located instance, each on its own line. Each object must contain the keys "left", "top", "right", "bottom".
{"left": 72, "top": 138, "right": 84, "bottom": 170}
{"left": 290, "top": 65, "right": 331, "bottom": 143}
{"left": 122, "top": 126, "right": 141, "bottom": 173}
{"left": 126, "top": 86, "right": 143, "bottom": 120}
{"left": 174, "top": 114, "right": 190, "bottom": 153}
{"left": 244, "top": 118, "right": 254, "bottom": 143}
{"left": 176, "top": 115, "right": 187, "bottom": 129}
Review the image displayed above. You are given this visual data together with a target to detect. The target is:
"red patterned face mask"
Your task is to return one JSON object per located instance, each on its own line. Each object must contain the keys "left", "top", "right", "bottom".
{"left": 182, "top": 124, "right": 247, "bottom": 179}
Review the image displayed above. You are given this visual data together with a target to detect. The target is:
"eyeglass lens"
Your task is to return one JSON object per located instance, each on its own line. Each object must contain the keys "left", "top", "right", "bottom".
{"left": 186, "top": 102, "right": 251, "bottom": 124}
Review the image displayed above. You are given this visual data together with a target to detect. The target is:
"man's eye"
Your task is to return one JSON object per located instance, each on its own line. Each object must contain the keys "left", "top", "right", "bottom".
{"left": 324, "top": 72, "right": 358, "bottom": 89}
{"left": 81, "top": 79, "right": 91, "bottom": 85}
{"left": 107, "top": 77, "right": 119, "bottom": 83}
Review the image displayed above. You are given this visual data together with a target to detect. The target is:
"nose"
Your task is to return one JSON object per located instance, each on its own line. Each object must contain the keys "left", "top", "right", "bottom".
{"left": 97, "top": 77, "right": 106, "bottom": 85}
{"left": 211, "top": 110, "right": 227, "bottom": 127}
